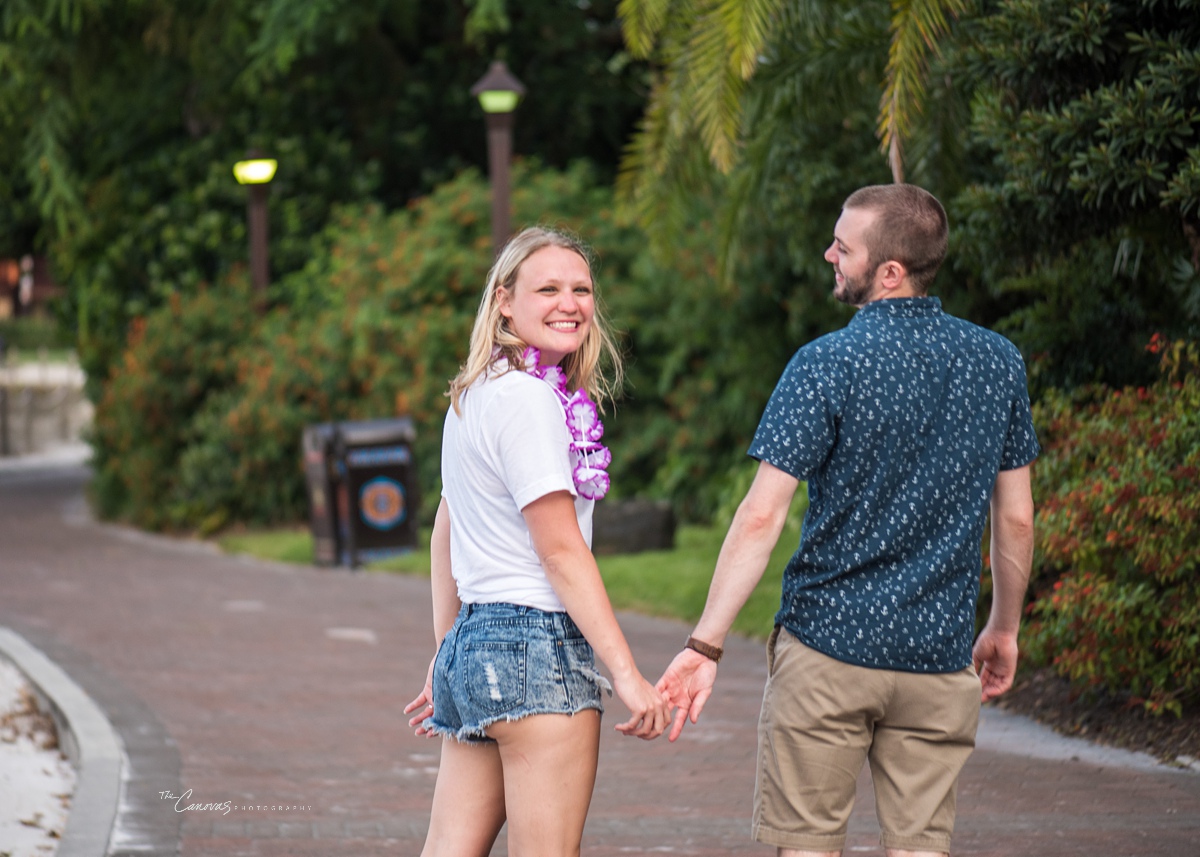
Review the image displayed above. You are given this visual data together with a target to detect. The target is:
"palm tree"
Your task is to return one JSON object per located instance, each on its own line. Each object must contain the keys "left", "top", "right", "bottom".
{"left": 617, "top": 0, "right": 969, "bottom": 192}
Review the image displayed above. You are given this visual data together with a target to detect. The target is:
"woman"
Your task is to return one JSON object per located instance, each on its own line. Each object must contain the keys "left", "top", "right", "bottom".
{"left": 404, "top": 227, "right": 670, "bottom": 857}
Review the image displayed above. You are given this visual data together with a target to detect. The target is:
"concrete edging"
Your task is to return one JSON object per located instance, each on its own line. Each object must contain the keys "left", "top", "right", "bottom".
{"left": 0, "top": 626, "right": 122, "bottom": 857}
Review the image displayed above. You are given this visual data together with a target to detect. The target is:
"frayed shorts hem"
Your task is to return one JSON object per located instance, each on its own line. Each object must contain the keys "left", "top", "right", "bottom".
{"left": 428, "top": 702, "right": 604, "bottom": 745}
{"left": 429, "top": 602, "right": 610, "bottom": 743}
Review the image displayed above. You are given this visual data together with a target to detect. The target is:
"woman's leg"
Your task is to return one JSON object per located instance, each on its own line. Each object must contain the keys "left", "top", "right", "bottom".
{"left": 420, "top": 738, "right": 507, "bottom": 857}
{"left": 488, "top": 711, "right": 602, "bottom": 857}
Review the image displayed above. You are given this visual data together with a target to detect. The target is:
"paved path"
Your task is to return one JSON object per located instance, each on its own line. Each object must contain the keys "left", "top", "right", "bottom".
{"left": 1, "top": 465, "right": 1198, "bottom": 856}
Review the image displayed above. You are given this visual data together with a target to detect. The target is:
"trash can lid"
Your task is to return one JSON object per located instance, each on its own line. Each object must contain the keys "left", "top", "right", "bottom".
{"left": 336, "top": 417, "right": 416, "bottom": 447}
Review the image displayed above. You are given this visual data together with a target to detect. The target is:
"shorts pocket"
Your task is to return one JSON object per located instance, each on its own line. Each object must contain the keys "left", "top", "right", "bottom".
{"left": 464, "top": 640, "right": 527, "bottom": 716}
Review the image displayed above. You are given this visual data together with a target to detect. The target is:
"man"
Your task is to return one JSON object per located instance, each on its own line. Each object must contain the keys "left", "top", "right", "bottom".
{"left": 658, "top": 184, "right": 1038, "bottom": 857}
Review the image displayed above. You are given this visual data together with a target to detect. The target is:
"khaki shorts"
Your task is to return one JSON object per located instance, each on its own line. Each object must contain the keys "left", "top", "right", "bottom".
{"left": 753, "top": 627, "right": 980, "bottom": 854}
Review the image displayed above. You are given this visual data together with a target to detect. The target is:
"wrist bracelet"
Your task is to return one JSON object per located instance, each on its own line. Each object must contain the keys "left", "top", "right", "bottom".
{"left": 685, "top": 636, "right": 724, "bottom": 663}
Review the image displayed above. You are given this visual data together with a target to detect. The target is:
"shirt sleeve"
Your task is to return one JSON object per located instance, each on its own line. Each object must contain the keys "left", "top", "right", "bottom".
{"left": 748, "top": 345, "right": 841, "bottom": 481}
{"left": 486, "top": 377, "right": 577, "bottom": 510}
{"left": 1000, "top": 351, "right": 1041, "bottom": 470}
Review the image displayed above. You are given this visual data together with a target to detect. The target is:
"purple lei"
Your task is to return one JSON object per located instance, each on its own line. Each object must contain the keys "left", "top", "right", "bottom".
{"left": 519, "top": 346, "right": 611, "bottom": 501}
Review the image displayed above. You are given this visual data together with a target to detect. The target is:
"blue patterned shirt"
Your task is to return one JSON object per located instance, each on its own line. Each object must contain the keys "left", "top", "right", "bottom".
{"left": 749, "top": 297, "right": 1039, "bottom": 673}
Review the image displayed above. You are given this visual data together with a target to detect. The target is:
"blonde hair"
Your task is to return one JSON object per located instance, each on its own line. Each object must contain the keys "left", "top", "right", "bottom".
{"left": 449, "top": 227, "right": 623, "bottom": 414}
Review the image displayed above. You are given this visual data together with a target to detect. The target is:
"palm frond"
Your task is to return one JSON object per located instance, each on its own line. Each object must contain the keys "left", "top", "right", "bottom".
{"left": 686, "top": 4, "right": 747, "bottom": 172}
{"left": 619, "top": 0, "right": 785, "bottom": 185}
{"left": 877, "top": 0, "right": 970, "bottom": 181}
{"left": 23, "top": 89, "right": 82, "bottom": 234}
{"left": 718, "top": 0, "right": 784, "bottom": 80}
{"left": 618, "top": 0, "right": 674, "bottom": 57}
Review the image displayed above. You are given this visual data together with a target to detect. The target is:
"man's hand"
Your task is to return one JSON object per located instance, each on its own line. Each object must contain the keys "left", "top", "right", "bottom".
{"left": 656, "top": 648, "right": 719, "bottom": 742}
{"left": 972, "top": 628, "right": 1019, "bottom": 702}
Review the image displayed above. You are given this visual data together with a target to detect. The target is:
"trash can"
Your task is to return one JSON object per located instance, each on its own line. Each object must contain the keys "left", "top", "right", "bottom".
{"left": 302, "top": 423, "right": 340, "bottom": 566}
{"left": 333, "top": 417, "right": 419, "bottom": 568}
{"left": 303, "top": 417, "right": 419, "bottom": 569}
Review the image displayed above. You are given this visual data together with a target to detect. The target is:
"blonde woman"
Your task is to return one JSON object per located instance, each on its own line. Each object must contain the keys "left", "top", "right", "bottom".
{"left": 405, "top": 227, "right": 670, "bottom": 857}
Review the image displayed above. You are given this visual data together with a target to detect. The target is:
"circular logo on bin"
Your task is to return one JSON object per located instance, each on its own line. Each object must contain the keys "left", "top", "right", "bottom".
{"left": 359, "top": 477, "right": 407, "bottom": 531}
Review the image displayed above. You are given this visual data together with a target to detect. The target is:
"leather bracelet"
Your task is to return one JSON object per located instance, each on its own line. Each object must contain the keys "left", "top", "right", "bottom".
{"left": 685, "top": 636, "right": 724, "bottom": 663}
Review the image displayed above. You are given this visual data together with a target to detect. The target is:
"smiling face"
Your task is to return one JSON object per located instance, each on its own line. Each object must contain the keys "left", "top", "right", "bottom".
{"left": 824, "top": 206, "right": 882, "bottom": 307}
{"left": 498, "top": 245, "right": 595, "bottom": 366}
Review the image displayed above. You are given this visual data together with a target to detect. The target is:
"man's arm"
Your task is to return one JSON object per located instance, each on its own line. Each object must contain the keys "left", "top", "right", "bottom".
{"left": 657, "top": 461, "right": 799, "bottom": 741}
{"left": 973, "top": 465, "right": 1035, "bottom": 701}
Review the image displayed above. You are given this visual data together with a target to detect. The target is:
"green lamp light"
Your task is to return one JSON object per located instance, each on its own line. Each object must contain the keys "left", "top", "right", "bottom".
{"left": 233, "top": 158, "right": 278, "bottom": 185}
{"left": 470, "top": 61, "right": 526, "bottom": 114}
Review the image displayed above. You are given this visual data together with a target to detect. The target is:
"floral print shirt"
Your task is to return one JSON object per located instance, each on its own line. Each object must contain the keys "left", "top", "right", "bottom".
{"left": 749, "top": 297, "right": 1040, "bottom": 672}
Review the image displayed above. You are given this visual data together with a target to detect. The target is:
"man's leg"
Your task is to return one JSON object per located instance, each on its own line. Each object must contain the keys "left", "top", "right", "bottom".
{"left": 777, "top": 847, "right": 945, "bottom": 857}
{"left": 868, "top": 666, "right": 980, "bottom": 856}
{"left": 753, "top": 629, "right": 886, "bottom": 854}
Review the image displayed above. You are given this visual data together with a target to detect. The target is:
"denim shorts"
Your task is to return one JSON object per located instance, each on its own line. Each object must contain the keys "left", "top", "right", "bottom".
{"left": 427, "top": 602, "right": 612, "bottom": 743}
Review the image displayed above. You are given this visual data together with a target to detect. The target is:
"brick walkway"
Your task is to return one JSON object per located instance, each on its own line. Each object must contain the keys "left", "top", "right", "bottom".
{"left": 1, "top": 467, "right": 1198, "bottom": 856}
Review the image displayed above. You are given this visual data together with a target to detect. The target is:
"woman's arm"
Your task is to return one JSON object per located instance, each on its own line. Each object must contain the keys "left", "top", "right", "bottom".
{"left": 521, "top": 491, "right": 669, "bottom": 740}
{"left": 405, "top": 496, "right": 460, "bottom": 733}
{"left": 429, "top": 497, "right": 461, "bottom": 642}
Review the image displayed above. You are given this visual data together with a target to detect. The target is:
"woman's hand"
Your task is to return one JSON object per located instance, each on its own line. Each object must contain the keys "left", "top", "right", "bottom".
{"left": 403, "top": 655, "right": 438, "bottom": 737}
{"left": 611, "top": 669, "right": 672, "bottom": 741}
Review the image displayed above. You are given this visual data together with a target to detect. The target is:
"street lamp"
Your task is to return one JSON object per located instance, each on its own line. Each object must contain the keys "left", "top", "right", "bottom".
{"left": 470, "top": 61, "right": 526, "bottom": 257}
{"left": 232, "top": 150, "right": 278, "bottom": 298}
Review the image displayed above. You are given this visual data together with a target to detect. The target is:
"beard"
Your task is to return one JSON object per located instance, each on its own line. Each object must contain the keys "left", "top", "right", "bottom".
{"left": 833, "top": 269, "right": 874, "bottom": 307}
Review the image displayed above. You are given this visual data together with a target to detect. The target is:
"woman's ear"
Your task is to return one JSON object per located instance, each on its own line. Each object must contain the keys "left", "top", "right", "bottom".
{"left": 497, "top": 286, "right": 513, "bottom": 319}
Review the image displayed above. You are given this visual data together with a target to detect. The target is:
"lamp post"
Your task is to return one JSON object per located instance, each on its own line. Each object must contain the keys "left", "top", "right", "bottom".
{"left": 232, "top": 151, "right": 278, "bottom": 299}
{"left": 470, "top": 61, "right": 526, "bottom": 257}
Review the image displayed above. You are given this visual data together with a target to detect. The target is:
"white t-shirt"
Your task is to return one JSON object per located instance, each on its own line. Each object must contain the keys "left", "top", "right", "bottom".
{"left": 440, "top": 368, "right": 594, "bottom": 612}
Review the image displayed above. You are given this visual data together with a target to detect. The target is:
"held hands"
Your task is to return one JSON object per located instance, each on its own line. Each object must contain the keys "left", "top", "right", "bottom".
{"left": 611, "top": 670, "right": 673, "bottom": 741}
{"left": 402, "top": 655, "right": 438, "bottom": 737}
{"left": 972, "top": 627, "right": 1019, "bottom": 702}
{"left": 656, "top": 648, "right": 718, "bottom": 742}
{"left": 404, "top": 654, "right": 675, "bottom": 741}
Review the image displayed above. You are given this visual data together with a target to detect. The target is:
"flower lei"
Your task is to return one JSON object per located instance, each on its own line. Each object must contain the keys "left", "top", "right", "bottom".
{"left": 518, "top": 346, "right": 611, "bottom": 500}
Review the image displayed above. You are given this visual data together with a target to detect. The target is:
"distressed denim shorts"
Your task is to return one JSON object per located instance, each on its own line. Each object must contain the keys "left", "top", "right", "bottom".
{"left": 427, "top": 602, "right": 612, "bottom": 743}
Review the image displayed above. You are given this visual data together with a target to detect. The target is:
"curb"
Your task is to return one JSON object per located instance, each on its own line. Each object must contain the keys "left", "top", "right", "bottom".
{"left": 0, "top": 626, "right": 122, "bottom": 857}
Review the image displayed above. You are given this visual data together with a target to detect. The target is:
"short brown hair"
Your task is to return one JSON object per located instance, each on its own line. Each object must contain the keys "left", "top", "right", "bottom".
{"left": 843, "top": 184, "right": 948, "bottom": 293}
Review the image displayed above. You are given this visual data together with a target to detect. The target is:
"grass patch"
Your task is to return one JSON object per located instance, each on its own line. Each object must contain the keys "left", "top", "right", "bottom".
{"left": 216, "top": 497, "right": 807, "bottom": 641}
{"left": 217, "top": 527, "right": 434, "bottom": 574}
{"left": 218, "top": 528, "right": 317, "bottom": 565}
{"left": 597, "top": 517, "right": 800, "bottom": 641}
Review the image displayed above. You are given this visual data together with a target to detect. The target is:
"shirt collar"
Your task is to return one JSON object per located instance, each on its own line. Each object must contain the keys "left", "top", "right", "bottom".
{"left": 852, "top": 296, "right": 942, "bottom": 322}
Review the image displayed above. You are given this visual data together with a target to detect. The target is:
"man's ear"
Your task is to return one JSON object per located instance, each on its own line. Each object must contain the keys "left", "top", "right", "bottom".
{"left": 876, "top": 260, "right": 909, "bottom": 294}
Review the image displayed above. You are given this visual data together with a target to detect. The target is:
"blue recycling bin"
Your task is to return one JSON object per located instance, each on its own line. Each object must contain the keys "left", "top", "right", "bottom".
{"left": 303, "top": 418, "right": 418, "bottom": 568}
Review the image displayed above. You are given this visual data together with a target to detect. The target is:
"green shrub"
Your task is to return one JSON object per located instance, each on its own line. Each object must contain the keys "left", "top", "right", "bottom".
{"left": 1023, "top": 338, "right": 1200, "bottom": 715}
{"left": 0, "top": 315, "right": 74, "bottom": 352}
{"left": 92, "top": 160, "right": 833, "bottom": 534}
{"left": 89, "top": 283, "right": 255, "bottom": 528}
{"left": 96, "top": 163, "right": 651, "bottom": 531}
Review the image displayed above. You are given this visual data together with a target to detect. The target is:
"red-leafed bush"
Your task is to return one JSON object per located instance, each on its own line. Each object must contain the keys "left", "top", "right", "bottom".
{"left": 1022, "top": 338, "right": 1200, "bottom": 716}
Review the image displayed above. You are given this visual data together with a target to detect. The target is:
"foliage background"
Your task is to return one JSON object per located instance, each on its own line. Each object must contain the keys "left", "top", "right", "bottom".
{"left": 91, "top": 161, "right": 801, "bottom": 530}
{"left": 1, "top": 0, "right": 649, "bottom": 389}
{"left": 5, "top": 0, "right": 1199, "bottom": 715}
{"left": 1020, "top": 340, "right": 1200, "bottom": 716}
